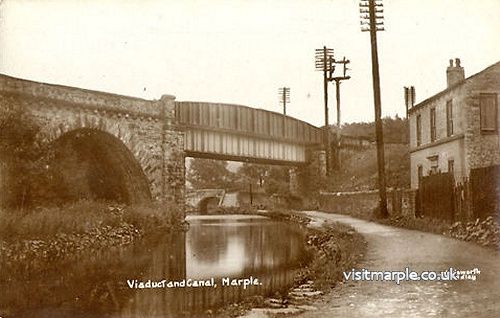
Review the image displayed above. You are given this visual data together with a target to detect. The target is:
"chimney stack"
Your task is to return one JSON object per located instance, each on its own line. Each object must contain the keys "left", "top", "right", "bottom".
{"left": 404, "top": 86, "right": 416, "bottom": 114}
{"left": 446, "top": 58, "right": 465, "bottom": 88}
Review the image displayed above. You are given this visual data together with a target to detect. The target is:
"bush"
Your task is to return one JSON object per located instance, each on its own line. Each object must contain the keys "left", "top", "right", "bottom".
{"left": 0, "top": 200, "right": 184, "bottom": 242}
{"left": 446, "top": 216, "right": 500, "bottom": 248}
{"left": 305, "top": 222, "right": 366, "bottom": 291}
{"left": 1, "top": 103, "right": 44, "bottom": 208}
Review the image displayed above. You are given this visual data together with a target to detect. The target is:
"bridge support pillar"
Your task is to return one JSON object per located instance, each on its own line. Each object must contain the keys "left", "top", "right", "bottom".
{"left": 157, "top": 95, "right": 186, "bottom": 209}
{"left": 288, "top": 168, "right": 299, "bottom": 196}
{"left": 297, "top": 149, "right": 327, "bottom": 196}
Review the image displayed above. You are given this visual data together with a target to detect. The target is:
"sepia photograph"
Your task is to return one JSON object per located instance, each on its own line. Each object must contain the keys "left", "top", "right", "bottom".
{"left": 0, "top": 0, "right": 499, "bottom": 317}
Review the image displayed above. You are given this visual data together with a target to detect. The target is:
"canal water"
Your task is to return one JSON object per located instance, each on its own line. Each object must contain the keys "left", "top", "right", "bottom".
{"left": 6, "top": 215, "right": 309, "bottom": 318}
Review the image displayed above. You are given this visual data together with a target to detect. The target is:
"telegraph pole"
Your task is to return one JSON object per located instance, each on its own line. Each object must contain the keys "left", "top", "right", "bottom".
{"left": 278, "top": 87, "right": 290, "bottom": 116}
{"left": 360, "top": 0, "right": 388, "bottom": 218}
{"left": 315, "top": 46, "right": 334, "bottom": 176}
{"left": 331, "top": 57, "right": 351, "bottom": 170}
{"left": 278, "top": 87, "right": 290, "bottom": 136}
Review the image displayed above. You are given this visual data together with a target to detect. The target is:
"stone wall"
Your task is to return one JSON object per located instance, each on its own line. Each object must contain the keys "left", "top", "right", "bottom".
{"left": 463, "top": 63, "right": 500, "bottom": 173}
{"left": 0, "top": 74, "right": 185, "bottom": 208}
{"left": 319, "top": 189, "right": 417, "bottom": 218}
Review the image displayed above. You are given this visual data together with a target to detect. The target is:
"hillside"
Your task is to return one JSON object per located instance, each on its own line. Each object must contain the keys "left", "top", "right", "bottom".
{"left": 328, "top": 143, "right": 410, "bottom": 192}
{"left": 335, "top": 116, "right": 408, "bottom": 144}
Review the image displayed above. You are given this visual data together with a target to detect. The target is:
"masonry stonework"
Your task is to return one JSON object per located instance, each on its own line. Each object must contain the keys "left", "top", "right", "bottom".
{"left": 408, "top": 60, "right": 500, "bottom": 188}
{"left": 463, "top": 65, "right": 500, "bottom": 173}
{"left": 0, "top": 74, "right": 185, "bottom": 207}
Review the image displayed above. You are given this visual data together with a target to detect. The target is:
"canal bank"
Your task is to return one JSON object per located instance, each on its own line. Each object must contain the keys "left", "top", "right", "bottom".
{"left": 292, "top": 211, "right": 500, "bottom": 318}
{"left": 229, "top": 210, "right": 367, "bottom": 318}
{"left": 1, "top": 210, "right": 316, "bottom": 317}
{"left": 0, "top": 206, "right": 366, "bottom": 318}
{"left": 0, "top": 201, "right": 187, "bottom": 318}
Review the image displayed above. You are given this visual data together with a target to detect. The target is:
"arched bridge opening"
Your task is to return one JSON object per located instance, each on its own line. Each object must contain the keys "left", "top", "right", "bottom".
{"left": 47, "top": 128, "right": 151, "bottom": 204}
{"left": 197, "top": 196, "right": 220, "bottom": 215}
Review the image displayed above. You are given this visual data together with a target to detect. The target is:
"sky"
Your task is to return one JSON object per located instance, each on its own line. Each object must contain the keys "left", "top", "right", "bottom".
{"left": 0, "top": 0, "right": 499, "bottom": 127}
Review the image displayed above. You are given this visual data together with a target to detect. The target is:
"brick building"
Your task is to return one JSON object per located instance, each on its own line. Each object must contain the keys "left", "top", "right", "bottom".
{"left": 407, "top": 59, "right": 500, "bottom": 189}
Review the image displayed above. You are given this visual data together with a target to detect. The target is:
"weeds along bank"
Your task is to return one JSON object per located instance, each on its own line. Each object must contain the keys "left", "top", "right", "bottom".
{"left": 213, "top": 210, "right": 367, "bottom": 318}
{"left": 0, "top": 200, "right": 185, "bottom": 262}
{"left": 319, "top": 192, "right": 499, "bottom": 250}
{"left": 0, "top": 200, "right": 186, "bottom": 316}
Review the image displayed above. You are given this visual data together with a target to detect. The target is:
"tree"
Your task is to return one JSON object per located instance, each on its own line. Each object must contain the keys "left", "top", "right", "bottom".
{"left": 186, "top": 158, "right": 235, "bottom": 189}
{"left": 264, "top": 166, "right": 290, "bottom": 196}
{"left": 0, "top": 99, "right": 51, "bottom": 208}
{"left": 236, "top": 163, "right": 268, "bottom": 188}
{"left": 234, "top": 163, "right": 290, "bottom": 196}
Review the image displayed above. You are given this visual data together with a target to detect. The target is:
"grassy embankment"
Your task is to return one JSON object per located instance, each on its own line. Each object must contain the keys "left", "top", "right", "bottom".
{"left": 328, "top": 143, "right": 410, "bottom": 192}
{"left": 0, "top": 200, "right": 185, "bottom": 317}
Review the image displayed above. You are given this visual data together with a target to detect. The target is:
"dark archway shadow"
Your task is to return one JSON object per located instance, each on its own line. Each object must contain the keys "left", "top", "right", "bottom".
{"left": 47, "top": 128, "right": 151, "bottom": 204}
{"left": 197, "top": 197, "right": 219, "bottom": 215}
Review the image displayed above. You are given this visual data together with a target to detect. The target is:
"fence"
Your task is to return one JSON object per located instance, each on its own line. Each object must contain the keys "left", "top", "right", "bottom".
{"left": 319, "top": 165, "right": 499, "bottom": 222}
{"left": 415, "top": 165, "right": 499, "bottom": 222}
{"left": 416, "top": 173, "right": 455, "bottom": 221}
{"left": 470, "top": 165, "right": 500, "bottom": 220}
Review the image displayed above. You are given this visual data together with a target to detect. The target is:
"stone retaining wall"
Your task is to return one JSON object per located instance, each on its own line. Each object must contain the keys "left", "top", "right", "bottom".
{"left": 319, "top": 189, "right": 417, "bottom": 217}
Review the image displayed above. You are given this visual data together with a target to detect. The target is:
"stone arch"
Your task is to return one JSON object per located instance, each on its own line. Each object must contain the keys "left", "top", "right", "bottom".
{"left": 198, "top": 197, "right": 220, "bottom": 214}
{"left": 46, "top": 127, "right": 152, "bottom": 204}
{"left": 37, "top": 112, "right": 162, "bottom": 198}
{"left": 40, "top": 114, "right": 155, "bottom": 173}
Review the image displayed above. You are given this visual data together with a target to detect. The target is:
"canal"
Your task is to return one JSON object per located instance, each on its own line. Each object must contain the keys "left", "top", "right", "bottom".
{"left": 8, "top": 215, "right": 309, "bottom": 318}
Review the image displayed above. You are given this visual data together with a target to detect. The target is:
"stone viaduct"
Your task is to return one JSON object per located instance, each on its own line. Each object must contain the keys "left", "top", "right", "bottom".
{"left": 0, "top": 74, "right": 326, "bottom": 208}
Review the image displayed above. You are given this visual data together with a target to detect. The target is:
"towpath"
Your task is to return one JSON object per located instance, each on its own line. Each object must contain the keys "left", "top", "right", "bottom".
{"left": 293, "top": 211, "right": 500, "bottom": 317}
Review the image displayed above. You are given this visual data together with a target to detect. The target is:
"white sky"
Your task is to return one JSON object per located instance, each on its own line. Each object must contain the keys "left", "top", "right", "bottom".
{"left": 0, "top": 0, "right": 499, "bottom": 127}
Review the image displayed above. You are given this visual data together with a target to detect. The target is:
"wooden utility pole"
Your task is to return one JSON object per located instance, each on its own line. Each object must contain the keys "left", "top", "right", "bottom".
{"left": 278, "top": 87, "right": 290, "bottom": 136}
{"left": 361, "top": 0, "right": 388, "bottom": 217}
{"left": 315, "top": 46, "right": 334, "bottom": 176}
{"left": 278, "top": 87, "right": 290, "bottom": 116}
{"left": 331, "top": 57, "right": 351, "bottom": 170}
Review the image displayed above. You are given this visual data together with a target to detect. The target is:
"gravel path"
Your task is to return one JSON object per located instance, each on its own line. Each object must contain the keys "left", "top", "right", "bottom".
{"left": 293, "top": 211, "right": 500, "bottom": 318}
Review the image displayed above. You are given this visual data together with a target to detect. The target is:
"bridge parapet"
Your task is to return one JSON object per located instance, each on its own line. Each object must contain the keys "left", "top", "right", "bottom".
{"left": 0, "top": 74, "right": 162, "bottom": 119}
{"left": 175, "top": 101, "right": 322, "bottom": 145}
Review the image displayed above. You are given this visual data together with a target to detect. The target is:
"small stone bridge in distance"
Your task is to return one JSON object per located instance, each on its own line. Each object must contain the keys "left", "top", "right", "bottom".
{"left": 0, "top": 74, "right": 325, "bottom": 209}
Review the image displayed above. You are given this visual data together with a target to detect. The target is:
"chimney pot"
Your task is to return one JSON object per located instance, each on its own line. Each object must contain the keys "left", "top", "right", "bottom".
{"left": 446, "top": 58, "right": 465, "bottom": 88}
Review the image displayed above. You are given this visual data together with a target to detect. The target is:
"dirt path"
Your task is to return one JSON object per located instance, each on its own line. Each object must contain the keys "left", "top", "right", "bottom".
{"left": 291, "top": 211, "right": 500, "bottom": 318}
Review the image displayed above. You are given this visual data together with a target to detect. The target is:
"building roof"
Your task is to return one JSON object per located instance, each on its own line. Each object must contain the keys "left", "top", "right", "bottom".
{"left": 408, "top": 60, "right": 500, "bottom": 114}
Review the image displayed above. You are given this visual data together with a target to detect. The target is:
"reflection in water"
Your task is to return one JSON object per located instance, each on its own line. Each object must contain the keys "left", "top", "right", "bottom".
{"left": 123, "top": 216, "right": 308, "bottom": 317}
{"left": 186, "top": 217, "right": 304, "bottom": 279}
{"left": 2, "top": 216, "right": 307, "bottom": 318}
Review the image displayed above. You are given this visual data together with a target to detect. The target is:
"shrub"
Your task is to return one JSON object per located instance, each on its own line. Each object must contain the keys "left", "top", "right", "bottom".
{"left": 446, "top": 216, "right": 500, "bottom": 248}
{"left": 0, "top": 200, "right": 184, "bottom": 242}
{"left": 303, "top": 222, "right": 366, "bottom": 291}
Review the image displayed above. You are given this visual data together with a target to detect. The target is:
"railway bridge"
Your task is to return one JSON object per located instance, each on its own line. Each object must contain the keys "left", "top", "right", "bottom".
{"left": 0, "top": 74, "right": 326, "bottom": 207}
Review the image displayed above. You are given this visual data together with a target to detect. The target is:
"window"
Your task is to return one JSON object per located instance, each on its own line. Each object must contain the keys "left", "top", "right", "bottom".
{"left": 480, "top": 94, "right": 497, "bottom": 132}
{"left": 446, "top": 100, "right": 453, "bottom": 137}
{"left": 416, "top": 114, "right": 422, "bottom": 146}
{"left": 426, "top": 154, "right": 439, "bottom": 175}
{"left": 448, "top": 159, "right": 454, "bottom": 175}
{"left": 430, "top": 107, "right": 436, "bottom": 142}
